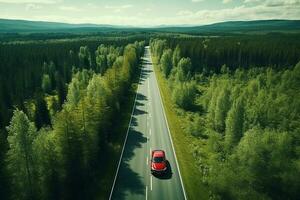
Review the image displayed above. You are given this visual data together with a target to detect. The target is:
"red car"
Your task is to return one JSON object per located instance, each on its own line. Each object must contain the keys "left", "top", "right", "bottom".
{"left": 151, "top": 150, "right": 167, "bottom": 174}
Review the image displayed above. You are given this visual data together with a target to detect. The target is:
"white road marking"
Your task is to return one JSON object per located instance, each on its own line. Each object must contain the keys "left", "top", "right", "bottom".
{"left": 146, "top": 156, "right": 148, "bottom": 165}
{"left": 150, "top": 175, "right": 153, "bottom": 191}
{"left": 146, "top": 186, "right": 148, "bottom": 200}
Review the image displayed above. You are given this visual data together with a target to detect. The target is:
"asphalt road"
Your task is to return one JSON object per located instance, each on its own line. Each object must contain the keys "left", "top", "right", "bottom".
{"left": 110, "top": 46, "right": 186, "bottom": 200}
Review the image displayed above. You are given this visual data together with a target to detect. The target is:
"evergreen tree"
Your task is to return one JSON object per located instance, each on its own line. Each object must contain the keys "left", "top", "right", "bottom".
{"left": 6, "top": 109, "right": 38, "bottom": 200}
{"left": 160, "top": 49, "right": 173, "bottom": 78}
{"left": 41, "top": 74, "right": 52, "bottom": 94}
{"left": 214, "top": 87, "right": 231, "bottom": 132}
{"left": 34, "top": 93, "right": 51, "bottom": 129}
{"left": 66, "top": 78, "right": 81, "bottom": 106}
{"left": 172, "top": 45, "right": 181, "bottom": 68}
{"left": 225, "top": 96, "right": 245, "bottom": 150}
{"left": 33, "top": 128, "right": 61, "bottom": 200}
{"left": 78, "top": 46, "right": 92, "bottom": 69}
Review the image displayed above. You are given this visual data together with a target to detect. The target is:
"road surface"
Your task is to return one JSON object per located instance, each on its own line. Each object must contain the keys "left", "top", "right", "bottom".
{"left": 110, "top": 46, "right": 186, "bottom": 200}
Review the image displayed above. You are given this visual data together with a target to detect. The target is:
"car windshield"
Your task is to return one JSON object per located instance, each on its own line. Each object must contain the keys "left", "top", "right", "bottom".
{"left": 153, "top": 157, "right": 164, "bottom": 163}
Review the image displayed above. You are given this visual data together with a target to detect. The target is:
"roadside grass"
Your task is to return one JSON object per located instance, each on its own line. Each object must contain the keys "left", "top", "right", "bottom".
{"left": 95, "top": 63, "right": 142, "bottom": 199}
{"left": 152, "top": 58, "right": 209, "bottom": 200}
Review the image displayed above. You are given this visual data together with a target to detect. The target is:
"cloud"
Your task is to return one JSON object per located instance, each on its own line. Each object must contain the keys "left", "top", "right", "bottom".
{"left": 1, "top": 0, "right": 299, "bottom": 26}
{"left": 105, "top": 4, "right": 133, "bottom": 13}
{"left": 25, "top": 3, "right": 41, "bottom": 10}
{"left": 223, "top": 0, "right": 232, "bottom": 3}
{"left": 171, "top": 2, "right": 300, "bottom": 25}
{"left": 244, "top": 0, "right": 261, "bottom": 3}
{"left": 0, "top": 0, "right": 59, "bottom": 4}
{"left": 105, "top": 4, "right": 133, "bottom": 9}
{"left": 265, "top": 0, "right": 300, "bottom": 7}
{"left": 177, "top": 10, "right": 194, "bottom": 16}
{"left": 59, "top": 6, "right": 83, "bottom": 12}
{"left": 244, "top": 0, "right": 300, "bottom": 6}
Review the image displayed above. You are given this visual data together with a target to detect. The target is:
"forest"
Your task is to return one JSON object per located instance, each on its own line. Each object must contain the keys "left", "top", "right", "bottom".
{"left": 150, "top": 35, "right": 300, "bottom": 200}
{"left": 0, "top": 35, "right": 145, "bottom": 199}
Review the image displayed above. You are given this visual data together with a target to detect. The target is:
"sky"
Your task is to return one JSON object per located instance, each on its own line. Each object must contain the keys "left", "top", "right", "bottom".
{"left": 0, "top": 0, "right": 300, "bottom": 26}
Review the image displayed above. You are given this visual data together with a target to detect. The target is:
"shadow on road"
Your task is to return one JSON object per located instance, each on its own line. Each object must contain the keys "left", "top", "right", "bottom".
{"left": 136, "top": 93, "right": 147, "bottom": 101}
{"left": 112, "top": 128, "right": 147, "bottom": 200}
{"left": 111, "top": 60, "right": 152, "bottom": 199}
{"left": 139, "top": 67, "right": 152, "bottom": 82}
{"left": 153, "top": 160, "right": 173, "bottom": 180}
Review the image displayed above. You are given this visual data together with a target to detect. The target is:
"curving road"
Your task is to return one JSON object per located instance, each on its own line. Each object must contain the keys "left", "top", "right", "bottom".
{"left": 110, "top": 46, "right": 186, "bottom": 200}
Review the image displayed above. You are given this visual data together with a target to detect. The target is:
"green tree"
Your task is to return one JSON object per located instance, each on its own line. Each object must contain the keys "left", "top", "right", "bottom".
{"left": 33, "top": 128, "right": 61, "bottom": 200}
{"left": 66, "top": 78, "right": 81, "bottom": 106}
{"left": 214, "top": 87, "right": 231, "bottom": 132}
{"left": 225, "top": 96, "right": 245, "bottom": 150}
{"left": 172, "top": 81, "right": 197, "bottom": 110}
{"left": 42, "top": 74, "right": 52, "bottom": 94}
{"left": 78, "top": 46, "right": 92, "bottom": 69}
{"left": 34, "top": 94, "right": 51, "bottom": 129}
{"left": 6, "top": 109, "right": 38, "bottom": 200}
{"left": 172, "top": 45, "right": 181, "bottom": 68}
{"left": 160, "top": 49, "right": 173, "bottom": 78}
{"left": 176, "top": 57, "right": 192, "bottom": 82}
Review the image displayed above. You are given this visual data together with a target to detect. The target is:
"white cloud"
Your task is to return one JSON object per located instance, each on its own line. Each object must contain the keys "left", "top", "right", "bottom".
{"left": 185, "top": 3, "right": 299, "bottom": 24}
{"left": 244, "top": 0, "right": 300, "bottom": 6}
{"left": 59, "top": 6, "right": 83, "bottom": 12}
{"left": 223, "top": 0, "right": 232, "bottom": 4}
{"left": 0, "top": 0, "right": 59, "bottom": 4}
{"left": 244, "top": 0, "right": 261, "bottom": 3}
{"left": 177, "top": 10, "right": 194, "bottom": 16}
{"left": 25, "top": 3, "right": 41, "bottom": 10}
{"left": 105, "top": 4, "right": 133, "bottom": 13}
{"left": 105, "top": 4, "right": 133, "bottom": 9}
{"left": 0, "top": 0, "right": 299, "bottom": 26}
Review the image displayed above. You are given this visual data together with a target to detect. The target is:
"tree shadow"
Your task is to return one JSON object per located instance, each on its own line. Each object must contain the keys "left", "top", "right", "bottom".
{"left": 136, "top": 93, "right": 147, "bottom": 101}
{"left": 111, "top": 128, "right": 147, "bottom": 200}
{"left": 133, "top": 108, "right": 147, "bottom": 116}
{"left": 152, "top": 160, "right": 173, "bottom": 180}
{"left": 135, "top": 101, "right": 144, "bottom": 107}
{"left": 140, "top": 68, "right": 152, "bottom": 82}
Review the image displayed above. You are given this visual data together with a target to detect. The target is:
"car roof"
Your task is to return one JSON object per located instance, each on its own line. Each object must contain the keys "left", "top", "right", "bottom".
{"left": 153, "top": 150, "right": 165, "bottom": 157}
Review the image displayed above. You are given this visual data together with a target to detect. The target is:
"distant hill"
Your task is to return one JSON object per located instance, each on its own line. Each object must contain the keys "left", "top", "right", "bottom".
{"left": 0, "top": 19, "right": 125, "bottom": 33}
{"left": 153, "top": 20, "right": 300, "bottom": 34}
{"left": 1, "top": 18, "right": 300, "bottom": 34}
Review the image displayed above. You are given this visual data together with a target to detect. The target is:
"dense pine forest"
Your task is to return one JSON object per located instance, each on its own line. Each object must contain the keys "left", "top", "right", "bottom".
{"left": 150, "top": 35, "right": 300, "bottom": 200}
{"left": 0, "top": 35, "right": 145, "bottom": 200}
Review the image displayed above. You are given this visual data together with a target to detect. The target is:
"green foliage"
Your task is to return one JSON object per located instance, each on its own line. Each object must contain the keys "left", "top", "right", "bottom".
{"left": 160, "top": 49, "right": 173, "bottom": 78}
{"left": 150, "top": 37, "right": 300, "bottom": 200}
{"left": 150, "top": 38, "right": 167, "bottom": 61}
{"left": 78, "top": 46, "right": 92, "bottom": 69}
{"left": 172, "top": 81, "right": 197, "bottom": 110}
{"left": 176, "top": 57, "right": 192, "bottom": 82}
{"left": 42, "top": 74, "right": 52, "bottom": 94}
{"left": 172, "top": 45, "right": 181, "bottom": 68}
{"left": 0, "top": 38, "right": 145, "bottom": 199}
{"left": 33, "top": 128, "right": 61, "bottom": 200}
{"left": 6, "top": 109, "right": 38, "bottom": 200}
{"left": 214, "top": 87, "right": 231, "bottom": 133}
{"left": 224, "top": 96, "right": 245, "bottom": 151}
{"left": 34, "top": 94, "right": 51, "bottom": 130}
